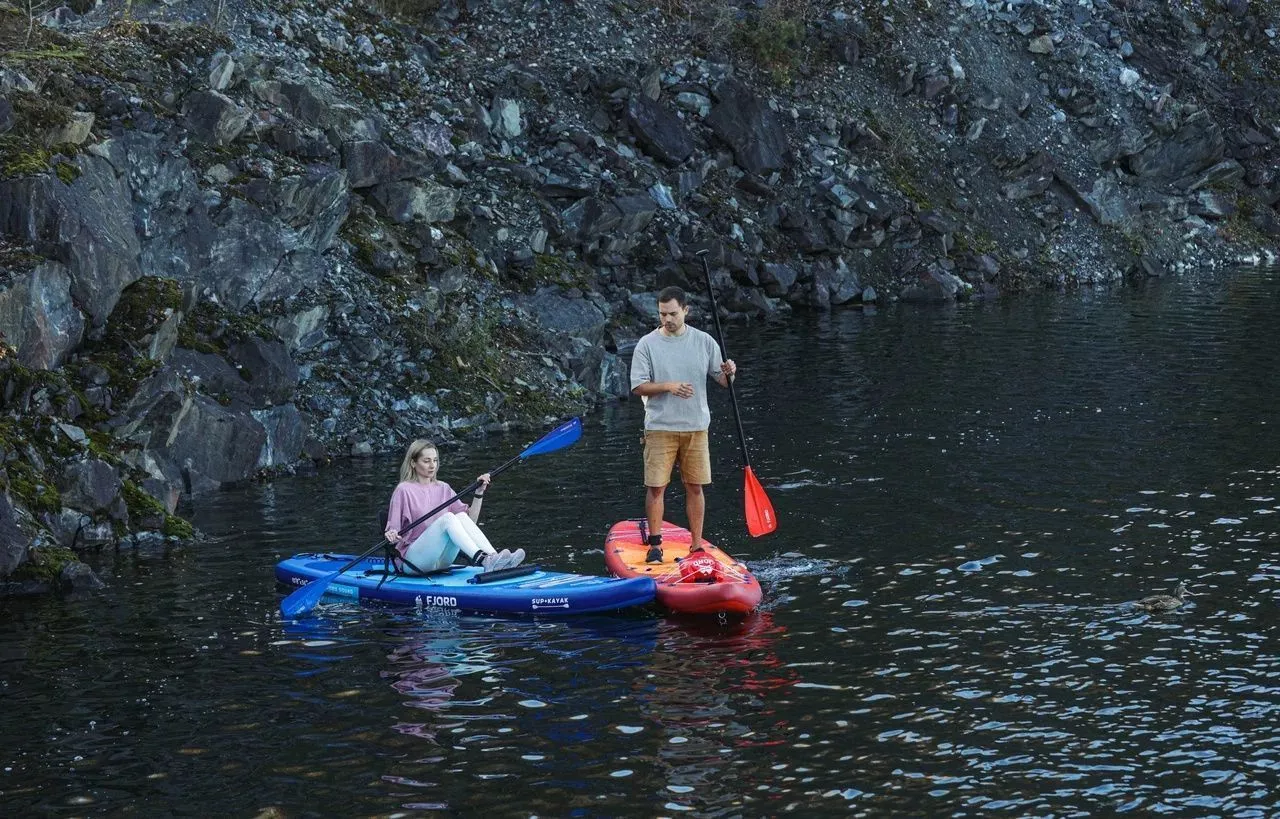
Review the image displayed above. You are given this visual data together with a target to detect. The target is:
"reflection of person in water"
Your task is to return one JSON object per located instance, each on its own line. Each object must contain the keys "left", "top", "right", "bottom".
{"left": 384, "top": 618, "right": 663, "bottom": 747}
{"left": 383, "top": 630, "right": 467, "bottom": 743}
{"left": 631, "top": 614, "right": 798, "bottom": 812}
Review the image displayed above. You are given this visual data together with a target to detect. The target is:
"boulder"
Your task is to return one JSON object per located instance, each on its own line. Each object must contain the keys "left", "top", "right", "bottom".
{"left": 227, "top": 336, "right": 300, "bottom": 407}
{"left": 182, "top": 91, "right": 250, "bottom": 145}
{"left": 0, "top": 261, "right": 85, "bottom": 369}
{"left": 625, "top": 95, "right": 695, "bottom": 165}
{"left": 0, "top": 155, "right": 141, "bottom": 326}
{"left": 1128, "top": 111, "right": 1225, "bottom": 189}
{"left": 253, "top": 404, "right": 308, "bottom": 468}
{"left": 515, "top": 287, "right": 609, "bottom": 348}
{"left": 0, "top": 494, "right": 29, "bottom": 577}
{"left": 114, "top": 369, "right": 269, "bottom": 493}
{"left": 57, "top": 459, "right": 122, "bottom": 516}
{"left": 706, "top": 79, "right": 789, "bottom": 176}
{"left": 370, "top": 180, "right": 460, "bottom": 224}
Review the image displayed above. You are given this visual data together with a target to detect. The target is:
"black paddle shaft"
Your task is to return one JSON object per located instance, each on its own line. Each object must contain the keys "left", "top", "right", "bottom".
{"left": 698, "top": 255, "right": 753, "bottom": 471}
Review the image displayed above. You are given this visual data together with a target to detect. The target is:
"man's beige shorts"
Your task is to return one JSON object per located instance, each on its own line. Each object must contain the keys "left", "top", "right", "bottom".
{"left": 643, "top": 430, "right": 711, "bottom": 487}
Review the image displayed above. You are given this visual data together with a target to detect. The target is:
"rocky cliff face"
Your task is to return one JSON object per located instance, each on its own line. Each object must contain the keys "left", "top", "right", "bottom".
{"left": 0, "top": 0, "right": 1276, "bottom": 593}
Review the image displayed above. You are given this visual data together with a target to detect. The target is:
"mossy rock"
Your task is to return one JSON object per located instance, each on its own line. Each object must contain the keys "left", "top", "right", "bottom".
{"left": 161, "top": 513, "right": 194, "bottom": 540}
{"left": 120, "top": 477, "right": 164, "bottom": 521}
{"left": 102, "top": 277, "right": 183, "bottom": 346}
{"left": 1, "top": 143, "right": 52, "bottom": 178}
{"left": 9, "top": 545, "right": 78, "bottom": 583}
{"left": 176, "top": 298, "right": 279, "bottom": 354}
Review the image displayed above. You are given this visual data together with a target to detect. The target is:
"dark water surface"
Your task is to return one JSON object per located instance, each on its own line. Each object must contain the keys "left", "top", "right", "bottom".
{"left": 4, "top": 270, "right": 1280, "bottom": 816}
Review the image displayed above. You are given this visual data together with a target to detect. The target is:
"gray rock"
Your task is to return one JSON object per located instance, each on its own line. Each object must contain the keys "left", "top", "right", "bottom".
{"left": 343, "top": 140, "right": 399, "bottom": 189}
{"left": 490, "top": 98, "right": 522, "bottom": 139}
{"left": 371, "top": 180, "right": 460, "bottom": 224}
{"left": 1185, "top": 159, "right": 1244, "bottom": 192}
{"left": 759, "top": 262, "right": 798, "bottom": 297}
{"left": 827, "top": 257, "right": 862, "bottom": 305}
{"left": 0, "top": 97, "right": 12, "bottom": 133}
{"left": 0, "top": 155, "right": 140, "bottom": 327}
{"left": 1075, "top": 176, "right": 1141, "bottom": 226}
{"left": 1189, "top": 190, "right": 1236, "bottom": 218}
{"left": 182, "top": 90, "right": 250, "bottom": 145}
{"left": 1128, "top": 111, "right": 1225, "bottom": 188}
{"left": 43, "top": 111, "right": 94, "bottom": 147}
{"left": 208, "top": 51, "right": 236, "bottom": 91}
{"left": 629, "top": 291, "right": 661, "bottom": 323}
{"left": 273, "top": 305, "right": 330, "bottom": 352}
{"left": 900, "top": 268, "right": 966, "bottom": 302}
{"left": 1029, "top": 35, "right": 1055, "bottom": 54}
{"left": 0, "top": 494, "right": 29, "bottom": 577}
{"left": 1003, "top": 170, "right": 1054, "bottom": 200}
{"left": 562, "top": 197, "right": 622, "bottom": 244}
{"left": 648, "top": 183, "right": 677, "bottom": 210}
{"left": 253, "top": 404, "right": 307, "bottom": 468}
{"left": 674, "top": 92, "right": 711, "bottom": 118}
{"left": 613, "top": 195, "right": 657, "bottom": 234}
{"left": 625, "top": 95, "right": 695, "bottom": 165}
{"left": 516, "top": 287, "right": 609, "bottom": 347}
{"left": 169, "top": 347, "right": 251, "bottom": 405}
{"left": 253, "top": 79, "right": 334, "bottom": 127}
{"left": 0, "top": 261, "right": 85, "bottom": 369}
{"left": 116, "top": 369, "right": 269, "bottom": 493}
{"left": 44, "top": 508, "right": 107, "bottom": 549}
{"left": 706, "top": 79, "right": 788, "bottom": 176}
{"left": 227, "top": 336, "right": 300, "bottom": 407}
{"left": 59, "top": 561, "right": 105, "bottom": 593}
{"left": 58, "top": 459, "right": 122, "bottom": 516}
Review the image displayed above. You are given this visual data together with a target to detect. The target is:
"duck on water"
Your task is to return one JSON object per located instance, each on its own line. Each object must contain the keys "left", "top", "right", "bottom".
{"left": 1134, "top": 581, "right": 1196, "bottom": 613}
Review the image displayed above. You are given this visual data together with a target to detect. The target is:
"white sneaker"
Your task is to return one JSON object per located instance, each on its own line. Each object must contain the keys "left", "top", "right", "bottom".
{"left": 486, "top": 549, "right": 514, "bottom": 572}
{"left": 507, "top": 548, "right": 526, "bottom": 569}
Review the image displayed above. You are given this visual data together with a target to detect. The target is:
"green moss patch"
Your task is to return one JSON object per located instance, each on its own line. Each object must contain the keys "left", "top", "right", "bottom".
{"left": 177, "top": 297, "right": 279, "bottom": 355}
{"left": 161, "top": 513, "right": 194, "bottom": 540}
{"left": 3, "top": 458, "right": 60, "bottom": 516}
{"left": 10, "top": 545, "right": 78, "bottom": 583}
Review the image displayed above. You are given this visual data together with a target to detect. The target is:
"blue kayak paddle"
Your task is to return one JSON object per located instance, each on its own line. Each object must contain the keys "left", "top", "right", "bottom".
{"left": 279, "top": 417, "right": 584, "bottom": 618}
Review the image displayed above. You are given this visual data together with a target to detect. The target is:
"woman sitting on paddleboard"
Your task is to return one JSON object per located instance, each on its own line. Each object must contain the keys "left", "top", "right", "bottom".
{"left": 384, "top": 439, "right": 524, "bottom": 573}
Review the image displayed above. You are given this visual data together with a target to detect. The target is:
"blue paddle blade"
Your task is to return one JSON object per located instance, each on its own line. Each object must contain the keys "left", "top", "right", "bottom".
{"left": 520, "top": 417, "right": 582, "bottom": 458}
{"left": 280, "top": 569, "right": 340, "bottom": 618}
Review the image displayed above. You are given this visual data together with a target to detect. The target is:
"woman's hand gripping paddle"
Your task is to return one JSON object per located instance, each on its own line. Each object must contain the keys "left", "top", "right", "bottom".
{"left": 279, "top": 417, "right": 584, "bottom": 618}
{"left": 699, "top": 255, "right": 778, "bottom": 537}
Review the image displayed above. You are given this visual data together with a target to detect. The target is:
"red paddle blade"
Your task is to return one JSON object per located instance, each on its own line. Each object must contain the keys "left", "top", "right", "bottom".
{"left": 743, "top": 466, "right": 777, "bottom": 537}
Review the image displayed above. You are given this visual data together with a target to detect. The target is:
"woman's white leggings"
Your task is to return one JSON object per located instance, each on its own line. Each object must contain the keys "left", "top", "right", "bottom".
{"left": 403, "top": 512, "right": 496, "bottom": 572}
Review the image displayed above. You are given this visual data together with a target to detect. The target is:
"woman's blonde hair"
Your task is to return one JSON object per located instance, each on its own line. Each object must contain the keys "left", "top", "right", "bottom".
{"left": 398, "top": 439, "right": 439, "bottom": 483}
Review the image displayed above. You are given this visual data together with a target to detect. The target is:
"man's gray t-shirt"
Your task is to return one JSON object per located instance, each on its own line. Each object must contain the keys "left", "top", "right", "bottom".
{"left": 629, "top": 326, "right": 724, "bottom": 431}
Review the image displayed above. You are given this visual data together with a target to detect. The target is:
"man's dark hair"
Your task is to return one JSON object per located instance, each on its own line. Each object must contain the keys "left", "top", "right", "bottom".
{"left": 657, "top": 286, "right": 687, "bottom": 306}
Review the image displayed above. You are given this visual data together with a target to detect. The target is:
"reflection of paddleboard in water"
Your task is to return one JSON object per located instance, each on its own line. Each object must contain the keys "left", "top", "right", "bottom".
{"left": 383, "top": 614, "right": 662, "bottom": 740}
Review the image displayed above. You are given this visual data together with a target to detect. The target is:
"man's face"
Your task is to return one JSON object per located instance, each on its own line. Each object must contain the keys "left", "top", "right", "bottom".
{"left": 658, "top": 299, "right": 687, "bottom": 334}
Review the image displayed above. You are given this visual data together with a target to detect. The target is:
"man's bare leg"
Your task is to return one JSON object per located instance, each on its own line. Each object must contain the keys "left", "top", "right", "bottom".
{"left": 685, "top": 481, "right": 705, "bottom": 551}
{"left": 645, "top": 484, "right": 667, "bottom": 560}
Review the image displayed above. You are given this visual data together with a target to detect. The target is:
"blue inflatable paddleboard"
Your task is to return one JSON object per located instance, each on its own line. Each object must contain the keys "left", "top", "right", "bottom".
{"left": 276, "top": 553, "right": 656, "bottom": 615}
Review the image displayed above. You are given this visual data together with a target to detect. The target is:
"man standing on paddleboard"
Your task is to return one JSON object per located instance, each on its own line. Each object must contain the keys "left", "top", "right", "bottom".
{"left": 630, "top": 286, "right": 737, "bottom": 563}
